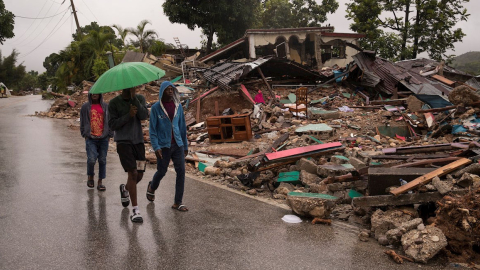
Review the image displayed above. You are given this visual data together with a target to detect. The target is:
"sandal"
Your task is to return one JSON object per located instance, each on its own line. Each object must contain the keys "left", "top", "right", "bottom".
{"left": 87, "top": 179, "right": 94, "bottom": 189}
{"left": 146, "top": 181, "right": 155, "bottom": 202}
{"left": 97, "top": 184, "right": 106, "bottom": 191}
{"left": 172, "top": 204, "right": 188, "bottom": 212}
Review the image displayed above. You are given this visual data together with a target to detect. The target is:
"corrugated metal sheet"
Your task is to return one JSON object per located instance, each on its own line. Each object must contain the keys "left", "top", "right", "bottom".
{"left": 122, "top": 51, "right": 145, "bottom": 63}
{"left": 352, "top": 52, "right": 452, "bottom": 96}
{"left": 466, "top": 78, "right": 480, "bottom": 90}
{"left": 199, "top": 58, "right": 271, "bottom": 90}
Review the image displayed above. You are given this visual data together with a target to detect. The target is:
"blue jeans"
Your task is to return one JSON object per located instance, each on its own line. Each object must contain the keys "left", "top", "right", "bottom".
{"left": 151, "top": 143, "right": 185, "bottom": 205}
{"left": 86, "top": 137, "right": 109, "bottom": 179}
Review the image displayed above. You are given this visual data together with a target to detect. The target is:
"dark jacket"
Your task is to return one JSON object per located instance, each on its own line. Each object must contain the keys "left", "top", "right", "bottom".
{"left": 80, "top": 94, "right": 112, "bottom": 139}
{"left": 108, "top": 93, "right": 148, "bottom": 144}
{"left": 149, "top": 81, "right": 188, "bottom": 151}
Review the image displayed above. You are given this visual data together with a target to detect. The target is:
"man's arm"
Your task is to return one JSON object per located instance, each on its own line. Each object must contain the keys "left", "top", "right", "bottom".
{"left": 133, "top": 95, "right": 148, "bottom": 120}
{"left": 149, "top": 105, "right": 160, "bottom": 151}
{"left": 178, "top": 106, "right": 188, "bottom": 152}
{"left": 108, "top": 100, "right": 132, "bottom": 131}
{"left": 80, "top": 104, "right": 87, "bottom": 137}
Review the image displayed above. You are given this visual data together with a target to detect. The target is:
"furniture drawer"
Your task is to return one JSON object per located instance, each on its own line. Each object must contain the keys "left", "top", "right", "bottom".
{"left": 207, "top": 127, "right": 221, "bottom": 135}
{"left": 232, "top": 117, "right": 246, "bottom": 125}
{"left": 234, "top": 132, "right": 249, "bottom": 141}
{"left": 206, "top": 118, "right": 221, "bottom": 126}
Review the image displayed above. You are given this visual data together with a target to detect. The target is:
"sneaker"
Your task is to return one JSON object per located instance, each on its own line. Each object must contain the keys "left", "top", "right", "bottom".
{"left": 119, "top": 184, "right": 130, "bottom": 207}
{"left": 130, "top": 209, "right": 143, "bottom": 223}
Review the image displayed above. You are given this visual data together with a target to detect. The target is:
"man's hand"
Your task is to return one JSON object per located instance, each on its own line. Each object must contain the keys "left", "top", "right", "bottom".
{"left": 155, "top": 149, "right": 163, "bottom": 160}
{"left": 184, "top": 150, "right": 189, "bottom": 157}
{"left": 130, "top": 87, "right": 137, "bottom": 99}
{"left": 129, "top": 104, "right": 137, "bottom": 117}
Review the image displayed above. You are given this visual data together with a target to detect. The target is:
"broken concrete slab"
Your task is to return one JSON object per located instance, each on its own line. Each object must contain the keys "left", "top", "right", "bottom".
{"left": 432, "top": 176, "right": 453, "bottom": 195}
{"left": 401, "top": 226, "right": 447, "bottom": 263}
{"left": 348, "top": 157, "right": 368, "bottom": 171}
{"left": 300, "top": 170, "right": 321, "bottom": 185}
{"left": 453, "top": 163, "right": 480, "bottom": 178}
{"left": 297, "top": 158, "right": 317, "bottom": 175}
{"left": 386, "top": 218, "right": 423, "bottom": 245}
{"left": 275, "top": 182, "right": 295, "bottom": 195}
{"left": 330, "top": 155, "right": 350, "bottom": 164}
{"left": 317, "top": 164, "right": 355, "bottom": 177}
{"left": 295, "top": 124, "right": 333, "bottom": 136}
{"left": 370, "top": 209, "right": 414, "bottom": 240}
{"left": 286, "top": 192, "right": 338, "bottom": 218}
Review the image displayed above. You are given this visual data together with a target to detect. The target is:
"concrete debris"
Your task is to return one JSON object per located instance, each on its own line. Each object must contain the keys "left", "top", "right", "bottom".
{"left": 286, "top": 192, "right": 338, "bottom": 218}
{"left": 370, "top": 209, "right": 414, "bottom": 240}
{"left": 36, "top": 46, "right": 480, "bottom": 266}
{"left": 401, "top": 226, "right": 447, "bottom": 263}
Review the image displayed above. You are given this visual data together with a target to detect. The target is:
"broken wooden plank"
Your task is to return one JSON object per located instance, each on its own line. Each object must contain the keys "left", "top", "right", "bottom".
{"left": 370, "top": 99, "right": 407, "bottom": 106}
{"left": 416, "top": 105, "right": 457, "bottom": 113}
{"left": 370, "top": 154, "right": 450, "bottom": 160}
{"left": 196, "top": 98, "right": 201, "bottom": 123}
{"left": 191, "top": 86, "right": 219, "bottom": 103}
{"left": 390, "top": 158, "right": 472, "bottom": 196}
{"left": 256, "top": 67, "right": 276, "bottom": 100}
{"left": 195, "top": 150, "right": 244, "bottom": 158}
{"left": 353, "top": 190, "right": 468, "bottom": 207}
{"left": 239, "top": 84, "right": 255, "bottom": 105}
{"left": 248, "top": 133, "right": 289, "bottom": 170}
{"left": 265, "top": 142, "right": 342, "bottom": 161}
{"left": 392, "top": 157, "right": 461, "bottom": 168}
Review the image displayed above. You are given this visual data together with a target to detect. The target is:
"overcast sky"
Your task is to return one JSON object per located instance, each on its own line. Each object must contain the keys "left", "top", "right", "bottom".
{"left": 2, "top": 0, "right": 479, "bottom": 73}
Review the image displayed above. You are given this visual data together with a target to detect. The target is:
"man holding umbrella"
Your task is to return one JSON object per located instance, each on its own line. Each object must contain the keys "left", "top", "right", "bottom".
{"left": 108, "top": 86, "right": 148, "bottom": 223}
{"left": 90, "top": 62, "right": 165, "bottom": 223}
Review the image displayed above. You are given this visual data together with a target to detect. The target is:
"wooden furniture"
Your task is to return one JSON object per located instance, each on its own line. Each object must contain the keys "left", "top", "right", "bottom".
{"left": 206, "top": 113, "right": 252, "bottom": 143}
{"left": 289, "top": 87, "right": 308, "bottom": 119}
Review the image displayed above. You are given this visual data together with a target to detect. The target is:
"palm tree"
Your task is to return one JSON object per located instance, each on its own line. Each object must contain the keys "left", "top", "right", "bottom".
{"left": 127, "top": 20, "right": 157, "bottom": 53}
{"left": 112, "top": 24, "right": 129, "bottom": 48}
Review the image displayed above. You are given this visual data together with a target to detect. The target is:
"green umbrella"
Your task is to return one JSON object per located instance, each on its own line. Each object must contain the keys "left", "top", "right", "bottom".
{"left": 89, "top": 62, "right": 165, "bottom": 94}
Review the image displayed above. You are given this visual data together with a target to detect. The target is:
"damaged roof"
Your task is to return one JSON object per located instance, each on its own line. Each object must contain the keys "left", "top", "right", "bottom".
{"left": 197, "top": 57, "right": 271, "bottom": 90}
{"left": 352, "top": 52, "right": 452, "bottom": 97}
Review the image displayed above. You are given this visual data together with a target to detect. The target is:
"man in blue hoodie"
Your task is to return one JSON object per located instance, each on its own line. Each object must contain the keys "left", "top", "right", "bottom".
{"left": 80, "top": 93, "right": 112, "bottom": 191}
{"left": 147, "top": 81, "right": 189, "bottom": 211}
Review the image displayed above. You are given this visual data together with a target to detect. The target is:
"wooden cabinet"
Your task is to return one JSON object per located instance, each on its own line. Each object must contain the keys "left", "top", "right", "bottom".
{"left": 206, "top": 114, "right": 252, "bottom": 143}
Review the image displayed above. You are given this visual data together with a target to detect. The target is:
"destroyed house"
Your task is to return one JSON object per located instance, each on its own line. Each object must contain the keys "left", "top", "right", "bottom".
{"left": 199, "top": 27, "right": 365, "bottom": 70}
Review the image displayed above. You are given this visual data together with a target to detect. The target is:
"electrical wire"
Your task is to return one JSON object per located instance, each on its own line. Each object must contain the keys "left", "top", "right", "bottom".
{"left": 16, "top": 4, "right": 70, "bottom": 47}
{"left": 15, "top": 7, "right": 70, "bottom": 19}
{"left": 79, "top": 0, "right": 99, "bottom": 23}
{"left": 9, "top": 0, "right": 49, "bottom": 43}
{"left": 19, "top": 12, "right": 72, "bottom": 60}
{"left": 12, "top": 2, "right": 61, "bottom": 46}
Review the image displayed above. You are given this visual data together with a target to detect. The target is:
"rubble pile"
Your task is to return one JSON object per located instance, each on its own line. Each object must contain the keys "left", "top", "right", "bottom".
{"left": 435, "top": 192, "right": 480, "bottom": 263}
{"left": 38, "top": 46, "right": 480, "bottom": 266}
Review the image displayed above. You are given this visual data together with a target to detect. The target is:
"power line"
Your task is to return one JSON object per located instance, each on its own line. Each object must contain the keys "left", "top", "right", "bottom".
{"left": 12, "top": 1, "right": 60, "bottom": 46}
{"left": 16, "top": 4, "right": 69, "bottom": 47}
{"left": 79, "top": 0, "right": 99, "bottom": 23}
{"left": 19, "top": 12, "right": 72, "bottom": 60}
{"left": 15, "top": 7, "right": 70, "bottom": 19}
{"left": 9, "top": 0, "right": 49, "bottom": 43}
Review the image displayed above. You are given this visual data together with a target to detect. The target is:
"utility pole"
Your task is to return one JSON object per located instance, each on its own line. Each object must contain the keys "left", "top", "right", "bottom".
{"left": 69, "top": 0, "right": 81, "bottom": 38}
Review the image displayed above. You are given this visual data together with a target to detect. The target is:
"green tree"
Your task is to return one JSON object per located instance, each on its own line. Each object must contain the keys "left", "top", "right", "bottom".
{"left": 0, "top": 49, "right": 26, "bottom": 91}
{"left": 346, "top": 0, "right": 470, "bottom": 61}
{"left": 126, "top": 20, "right": 157, "bottom": 53}
{"left": 261, "top": 0, "right": 339, "bottom": 29}
{"left": 0, "top": 0, "right": 15, "bottom": 45}
{"left": 112, "top": 24, "right": 129, "bottom": 48}
{"left": 37, "top": 72, "right": 48, "bottom": 90}
{"left": 92, "top": 58, "right": 108, "bottom": 80}
{"left": 163, "top": 0, "right": 261, "bottom": 54}
{"left": 18, "top": 71, "right": 39, "bottom": 91}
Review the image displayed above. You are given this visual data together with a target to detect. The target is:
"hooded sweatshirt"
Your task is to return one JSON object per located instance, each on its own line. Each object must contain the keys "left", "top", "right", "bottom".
{"left": 80, "top": 94, "right": 112, "bottom": 139}
{"left": 108, "top": 92, "right": 148, "bottom": 144}
{"left": 149, "top": 81, "right": 188, "bottom": 151}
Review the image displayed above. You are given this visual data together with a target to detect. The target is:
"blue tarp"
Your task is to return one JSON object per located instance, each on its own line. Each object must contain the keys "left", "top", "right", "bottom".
{"left": 415, "top": 94, "right": 452, "bottom": 109}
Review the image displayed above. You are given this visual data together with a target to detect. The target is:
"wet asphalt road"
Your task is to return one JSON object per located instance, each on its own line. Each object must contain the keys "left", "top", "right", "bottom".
{"left": 0, "top": 95, "right": 456, "bottom": 270}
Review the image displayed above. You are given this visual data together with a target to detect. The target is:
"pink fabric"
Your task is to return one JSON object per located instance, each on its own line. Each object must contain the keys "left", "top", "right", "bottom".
{"left": 254, "top": 91, "right": 265, "bottom": 104}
